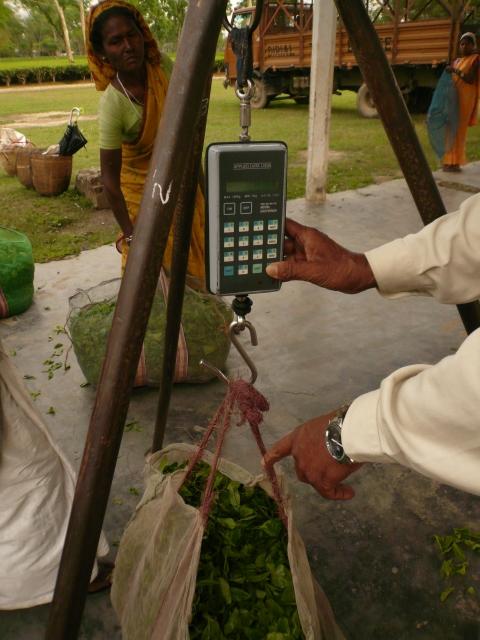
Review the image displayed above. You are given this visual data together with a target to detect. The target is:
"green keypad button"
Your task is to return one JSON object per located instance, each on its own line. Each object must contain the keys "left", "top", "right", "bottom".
{"left": 252, "top": 264, "right": 263, "bottom": 274}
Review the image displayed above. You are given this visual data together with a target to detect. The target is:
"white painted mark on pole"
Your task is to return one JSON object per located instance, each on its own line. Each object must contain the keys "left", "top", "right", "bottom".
{"left": 151, "top": 180, "right": 173, "bottom": 204}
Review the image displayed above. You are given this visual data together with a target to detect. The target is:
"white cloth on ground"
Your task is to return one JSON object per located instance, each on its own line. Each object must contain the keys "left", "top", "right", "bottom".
{"left": 0, "top": 341, "right": 109, "bottom": 609}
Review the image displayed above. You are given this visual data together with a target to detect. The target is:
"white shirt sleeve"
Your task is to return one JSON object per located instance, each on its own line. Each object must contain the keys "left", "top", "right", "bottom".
{"left": 342, "top": 193, "right": 480, "bottom": 495}
{"left": 365, "top": 192, "right": 480, "bottom": 304}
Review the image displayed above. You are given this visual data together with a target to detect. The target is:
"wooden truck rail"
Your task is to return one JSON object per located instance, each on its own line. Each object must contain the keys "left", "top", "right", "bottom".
{"left": 224, "top": 0, "right": 477, "bottom": 115}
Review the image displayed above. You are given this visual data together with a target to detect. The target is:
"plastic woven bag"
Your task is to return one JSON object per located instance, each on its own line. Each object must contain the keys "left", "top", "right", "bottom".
{"left": 68, "top": 277, "right": 233, "bottom": 387}
{"left": 111, "top": 382, "right": 344, "bottom": 640}
{"left": 427, "top": 70, "right": 459, "bottom": 159}
{"left": 0, "top": 227, "right": 34, "bottom": 318}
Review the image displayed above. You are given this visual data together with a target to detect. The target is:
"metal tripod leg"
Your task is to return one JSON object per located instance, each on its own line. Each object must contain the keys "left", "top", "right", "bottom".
{"left": 44, "top": 1, "right": 228, "bottom": 637}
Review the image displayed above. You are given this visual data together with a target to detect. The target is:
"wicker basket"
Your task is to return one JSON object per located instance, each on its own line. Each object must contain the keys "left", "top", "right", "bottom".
{"left": 31, "top": 154, "right": 72, "bottom": 196}
{"left": 0, "top": 145, "right": 21, "bottom": 177}
{"left": 16, "top": 148, "right": 45, "bottom": 189}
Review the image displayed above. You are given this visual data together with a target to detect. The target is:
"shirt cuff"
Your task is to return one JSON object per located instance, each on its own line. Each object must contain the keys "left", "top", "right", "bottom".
{"left": 366, "top": 239, "right": 431, "bottom": 298}
{"left": 342, "top": 390, "right": 392, "bottom": 464}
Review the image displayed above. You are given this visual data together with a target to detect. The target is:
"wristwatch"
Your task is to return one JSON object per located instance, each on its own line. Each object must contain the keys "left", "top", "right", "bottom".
{"left": 325, "top": 406, "right": 354, "bottom": 464}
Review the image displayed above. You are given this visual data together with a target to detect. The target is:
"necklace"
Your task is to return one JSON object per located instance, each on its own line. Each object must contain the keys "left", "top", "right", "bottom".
{"left": 116, "top": 72, "right": 144, "bottom": 107}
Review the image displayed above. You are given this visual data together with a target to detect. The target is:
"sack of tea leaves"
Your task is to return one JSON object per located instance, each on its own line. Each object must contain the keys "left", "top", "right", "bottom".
{"left": 111, "top": 443, "right": 344, "bottom": 640}
{"left": 0, "top": 227, "right": 34, "bottom": 319}
{"left": 67, "top": 277, "right": 233, "bottom": 387}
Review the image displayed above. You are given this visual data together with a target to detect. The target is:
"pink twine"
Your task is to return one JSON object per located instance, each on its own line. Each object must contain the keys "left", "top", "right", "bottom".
{"left": 181, "top": 379, "right": 287, "bottom": 527}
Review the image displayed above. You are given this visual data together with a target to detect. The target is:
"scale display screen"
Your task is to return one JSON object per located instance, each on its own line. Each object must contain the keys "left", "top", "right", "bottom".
{"left": 225, "top": 179, "right": 281, "bottom": 194}
{"left": 206, "top": 141, "right": 287, "bottom": 296}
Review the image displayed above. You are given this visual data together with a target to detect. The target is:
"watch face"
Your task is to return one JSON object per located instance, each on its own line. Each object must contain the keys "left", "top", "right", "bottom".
{"left": 326, "top": 424, "right": 344, "bottom": 461}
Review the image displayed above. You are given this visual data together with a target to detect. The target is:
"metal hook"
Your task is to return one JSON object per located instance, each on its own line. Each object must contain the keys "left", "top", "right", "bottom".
{"left": 229, "top": 317, "right": 258, "bottom": 384}
{"left": 235, "top": 78, "right": 254, "bottom": 101}
{"left": 199, "top": 316, "right": 258, "bottom": 385}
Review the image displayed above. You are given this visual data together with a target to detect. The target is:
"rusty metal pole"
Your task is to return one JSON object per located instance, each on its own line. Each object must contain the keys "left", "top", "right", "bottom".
{"left": 334, "top": 0, "right": 480, "bottom": 335}
{"left": 44, "top": 1, "right": 228, "bottom": 637}
{"left": 151, "top": 78, "right": 212, "bottom": 454}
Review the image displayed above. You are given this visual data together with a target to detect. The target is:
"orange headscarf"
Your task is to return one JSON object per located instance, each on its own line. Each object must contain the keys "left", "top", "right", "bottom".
{"left": 86, "top": 0, "right": 162, "bottom": 91}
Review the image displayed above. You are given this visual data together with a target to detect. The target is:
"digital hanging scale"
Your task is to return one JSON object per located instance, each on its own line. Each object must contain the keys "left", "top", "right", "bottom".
{"left": 206, "top": 141, "right": 288, "bottom": 296}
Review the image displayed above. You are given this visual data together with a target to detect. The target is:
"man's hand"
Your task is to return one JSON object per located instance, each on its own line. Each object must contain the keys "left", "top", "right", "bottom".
{"left": 263, "top": 412, "right": 363, "bottom": 500}
{"left": 266, "top": 218, "right": 376, "bottom": 294}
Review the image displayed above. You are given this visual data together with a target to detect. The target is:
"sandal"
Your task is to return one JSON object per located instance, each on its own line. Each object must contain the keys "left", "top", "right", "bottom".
{"left": 88, "top": 560, "right": 114, "bottom": 594}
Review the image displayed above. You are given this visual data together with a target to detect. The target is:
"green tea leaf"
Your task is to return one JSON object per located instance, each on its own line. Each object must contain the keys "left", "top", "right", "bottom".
{"left": 440, "top": 586, "right": 454, "bottom": 602}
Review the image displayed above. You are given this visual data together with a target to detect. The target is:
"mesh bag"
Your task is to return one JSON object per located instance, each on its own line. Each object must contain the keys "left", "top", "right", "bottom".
{"left": 0, "top": 227, "right": 34, "bottom": 319}
{"left": 111, "top": 443, "right": 344, "bottom": 640}
{"left": 111, "top": 382, "right": 344, "bottom": 639}
{"left": 427, "top": 70, "right": 459, "bottom": 159}
{"left": 68, "top": 278, "right": 233, "bottom": 387}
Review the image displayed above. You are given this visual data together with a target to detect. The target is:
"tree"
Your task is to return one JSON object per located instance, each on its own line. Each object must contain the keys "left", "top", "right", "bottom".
{"left": 128, "top": 0, "right": 188, "bottom": 48}
{"left": 77, "top": 0, "right": 86, "bottom": 53}
{"left": 0, "top": 1, "right": 24, "bottom": 56}
{"left": 53, "top": 0, "right": 74, "bottom": 61}
{"left": 17, "top": 0, "right": 78, "bottom": 59}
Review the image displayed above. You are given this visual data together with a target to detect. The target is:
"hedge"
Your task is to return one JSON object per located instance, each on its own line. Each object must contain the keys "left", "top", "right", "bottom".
{"left": 0, "top": 56, "right": 225, "bottom": 87}
{"left": 0, "top": 64, "right": 91, "bottom": 86}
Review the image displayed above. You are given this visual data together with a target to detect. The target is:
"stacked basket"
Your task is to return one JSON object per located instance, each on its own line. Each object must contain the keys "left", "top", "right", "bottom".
{"left": 31, "top": 154, "right": 72, "bottom": 196}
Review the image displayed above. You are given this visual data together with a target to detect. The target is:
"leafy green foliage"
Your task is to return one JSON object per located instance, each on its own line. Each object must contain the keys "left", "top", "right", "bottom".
{"left": 68, "top": 286, "right": 232, "bottom": 387}
{"left": 433, "top": 528, "right": 480, "bottom": 602}
{"left": 163, "top": 461, "right": 304, "bottom": 639}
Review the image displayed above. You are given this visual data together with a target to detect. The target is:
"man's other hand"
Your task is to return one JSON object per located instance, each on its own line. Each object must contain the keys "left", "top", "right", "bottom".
{"left": 263, "top": 412, "right": 363, "bottom": 500}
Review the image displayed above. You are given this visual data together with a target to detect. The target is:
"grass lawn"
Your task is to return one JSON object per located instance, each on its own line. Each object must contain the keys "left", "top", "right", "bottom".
{"left": 1, "top": 80, "right": 480, "bottom": 262}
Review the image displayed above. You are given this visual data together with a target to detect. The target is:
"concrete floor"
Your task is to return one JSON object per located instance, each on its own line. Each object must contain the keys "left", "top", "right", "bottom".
{"left": 1, "top": 165, "right": 480, "bottom": 639}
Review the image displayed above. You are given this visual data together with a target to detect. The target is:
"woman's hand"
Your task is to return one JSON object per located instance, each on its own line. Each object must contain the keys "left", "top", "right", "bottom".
{"left": 266, "top": 218, "right": 376, "bottom": 294}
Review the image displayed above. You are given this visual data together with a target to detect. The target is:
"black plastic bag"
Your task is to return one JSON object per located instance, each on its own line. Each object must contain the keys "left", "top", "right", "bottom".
{"left": 58, "top": 108, "right": 87, "bottom": 156}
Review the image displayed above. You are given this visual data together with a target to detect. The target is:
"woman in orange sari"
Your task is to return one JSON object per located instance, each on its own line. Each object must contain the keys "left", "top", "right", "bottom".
{"left": 86, "top": 1, "right": 205, "bottom": 280}
{"left": 443, "top": 32, "right": 480, "bottom": 172}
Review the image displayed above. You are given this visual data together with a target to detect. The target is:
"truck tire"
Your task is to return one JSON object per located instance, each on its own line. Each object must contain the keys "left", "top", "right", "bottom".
{"left": 357, "top": 83, "right": 378, "bottom": 118}
{"left": 251, "top": 79, "right": 270, "bottom": 109}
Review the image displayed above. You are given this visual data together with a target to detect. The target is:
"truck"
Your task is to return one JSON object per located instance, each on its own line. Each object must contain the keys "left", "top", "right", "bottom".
{"left": 223, "top": 0, "right": 478, "bottom": 116}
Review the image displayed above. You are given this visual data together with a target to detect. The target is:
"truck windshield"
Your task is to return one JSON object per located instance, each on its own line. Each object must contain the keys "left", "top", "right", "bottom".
{"left": 232, "top": 11, "right": 253, "bottom": 28}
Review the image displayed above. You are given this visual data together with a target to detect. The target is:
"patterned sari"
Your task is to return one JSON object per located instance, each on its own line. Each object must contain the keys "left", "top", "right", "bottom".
{"left": 443, "top": 53, "right": 480, "bottom": 166}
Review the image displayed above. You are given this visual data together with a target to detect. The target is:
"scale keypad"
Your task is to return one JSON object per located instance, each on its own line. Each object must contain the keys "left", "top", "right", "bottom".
{"left": 221, "top": 216, "right": 281, "bottom": 279}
